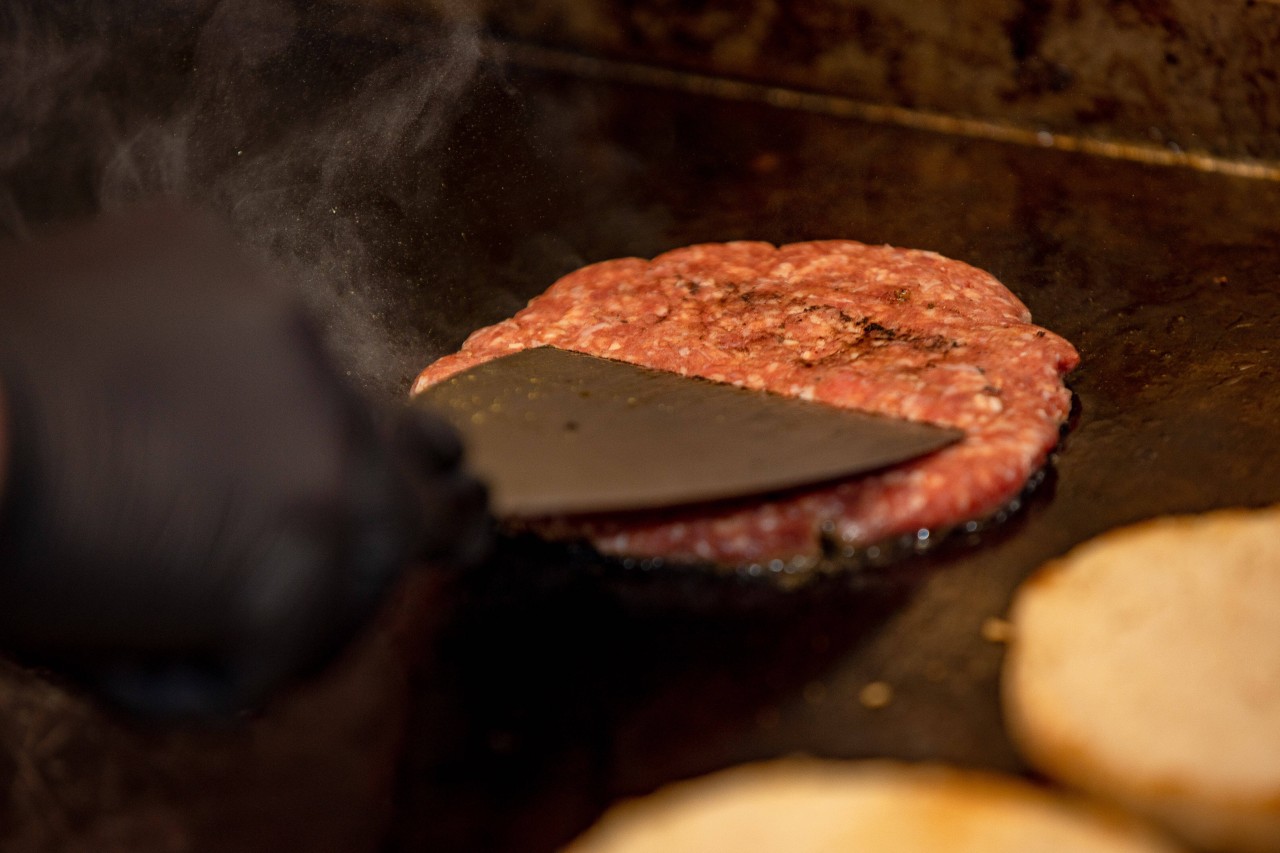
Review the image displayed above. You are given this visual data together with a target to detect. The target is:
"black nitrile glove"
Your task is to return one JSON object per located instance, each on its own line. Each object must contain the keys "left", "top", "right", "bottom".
{"left": 0, "top": 205, "right": 488, "bottom": 718}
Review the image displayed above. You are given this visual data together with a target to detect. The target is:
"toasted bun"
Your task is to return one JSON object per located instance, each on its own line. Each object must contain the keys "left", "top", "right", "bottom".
{"left": 1003, "top": 508, "right": 1280, "bottom": 853}
{"left": 562, "top": 759, "right": 1181, "bottom": 852}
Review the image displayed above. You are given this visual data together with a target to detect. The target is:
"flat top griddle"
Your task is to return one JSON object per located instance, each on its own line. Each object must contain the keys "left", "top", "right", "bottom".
{"left": 2, "top": 6, "right": 1280, "bottom": 853}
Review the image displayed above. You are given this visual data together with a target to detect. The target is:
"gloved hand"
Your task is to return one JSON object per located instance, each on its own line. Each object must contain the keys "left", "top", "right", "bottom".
{"left": 0, "top": 204, "right": 488, "bottom": 718}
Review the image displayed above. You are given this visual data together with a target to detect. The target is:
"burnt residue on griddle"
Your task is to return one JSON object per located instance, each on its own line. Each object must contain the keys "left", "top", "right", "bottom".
{"left": 1003, "top": 0, "right": 1075, "bottom": 98}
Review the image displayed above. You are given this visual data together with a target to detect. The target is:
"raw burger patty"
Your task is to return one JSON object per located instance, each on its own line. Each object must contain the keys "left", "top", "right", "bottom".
{"left": 413, "top": 241, "right": 1079, "bottom": 564}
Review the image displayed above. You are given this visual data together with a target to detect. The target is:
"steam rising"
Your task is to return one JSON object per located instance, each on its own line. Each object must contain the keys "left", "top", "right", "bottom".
{"left": 0, "top": 0, "right": 483, "bottom": 397}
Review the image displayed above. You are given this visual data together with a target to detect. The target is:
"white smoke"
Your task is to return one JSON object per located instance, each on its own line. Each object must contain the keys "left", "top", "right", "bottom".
{"left": 0, "top": 0, "right": 484, "bottom": 396}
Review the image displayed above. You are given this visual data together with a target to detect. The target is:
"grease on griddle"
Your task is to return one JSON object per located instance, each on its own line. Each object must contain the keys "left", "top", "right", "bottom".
{"left": 562, "top": 460, "right": 1057, "bottom": 588}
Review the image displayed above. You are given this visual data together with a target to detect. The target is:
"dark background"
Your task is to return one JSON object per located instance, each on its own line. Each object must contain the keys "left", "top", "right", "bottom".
{"left": 2, "top": 2, "right": 1279, "bottom": 851}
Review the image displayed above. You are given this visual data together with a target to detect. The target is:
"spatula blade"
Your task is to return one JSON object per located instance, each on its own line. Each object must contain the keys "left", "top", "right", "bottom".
{"left": 414, "top": 347, "right": 962, "bottom": 517}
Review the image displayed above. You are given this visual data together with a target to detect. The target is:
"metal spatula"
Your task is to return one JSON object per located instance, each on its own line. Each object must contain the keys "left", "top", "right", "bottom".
{"left": 414, "top": 346, "right": 962, "bottom": 517}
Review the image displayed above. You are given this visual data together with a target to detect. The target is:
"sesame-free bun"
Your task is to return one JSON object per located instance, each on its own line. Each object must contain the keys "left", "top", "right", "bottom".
{"left": 563, "top": 759, "right": 1181, "bottom": 852}
{"left": 1003, "top": 508, "right": 1280, "bottom": 853}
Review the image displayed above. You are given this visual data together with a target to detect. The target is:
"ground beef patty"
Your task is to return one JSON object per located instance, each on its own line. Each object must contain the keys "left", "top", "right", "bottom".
{"left": 413, "top": 241, "right": 1079, "bottom": 565}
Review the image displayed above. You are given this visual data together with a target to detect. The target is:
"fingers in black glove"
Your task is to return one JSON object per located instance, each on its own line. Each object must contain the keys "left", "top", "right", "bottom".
{"left": 392, "top": 405, "right": 492, "bottom": 568}
{"left": 0, "top": 203, "right": 490, "bottom": 718}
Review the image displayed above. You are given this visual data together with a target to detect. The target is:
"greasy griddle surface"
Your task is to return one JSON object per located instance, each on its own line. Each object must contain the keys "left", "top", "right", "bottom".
{"left": 3, "top": 9, "right": 1280, "bottom": 853}
{"left": 396, "top": 66, "right": 1280, "bottom": 850}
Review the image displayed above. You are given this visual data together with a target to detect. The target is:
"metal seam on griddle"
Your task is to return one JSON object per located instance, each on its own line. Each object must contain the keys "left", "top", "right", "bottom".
{"left": 487, "top": 40, "right": 1280, "bottom": 183}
